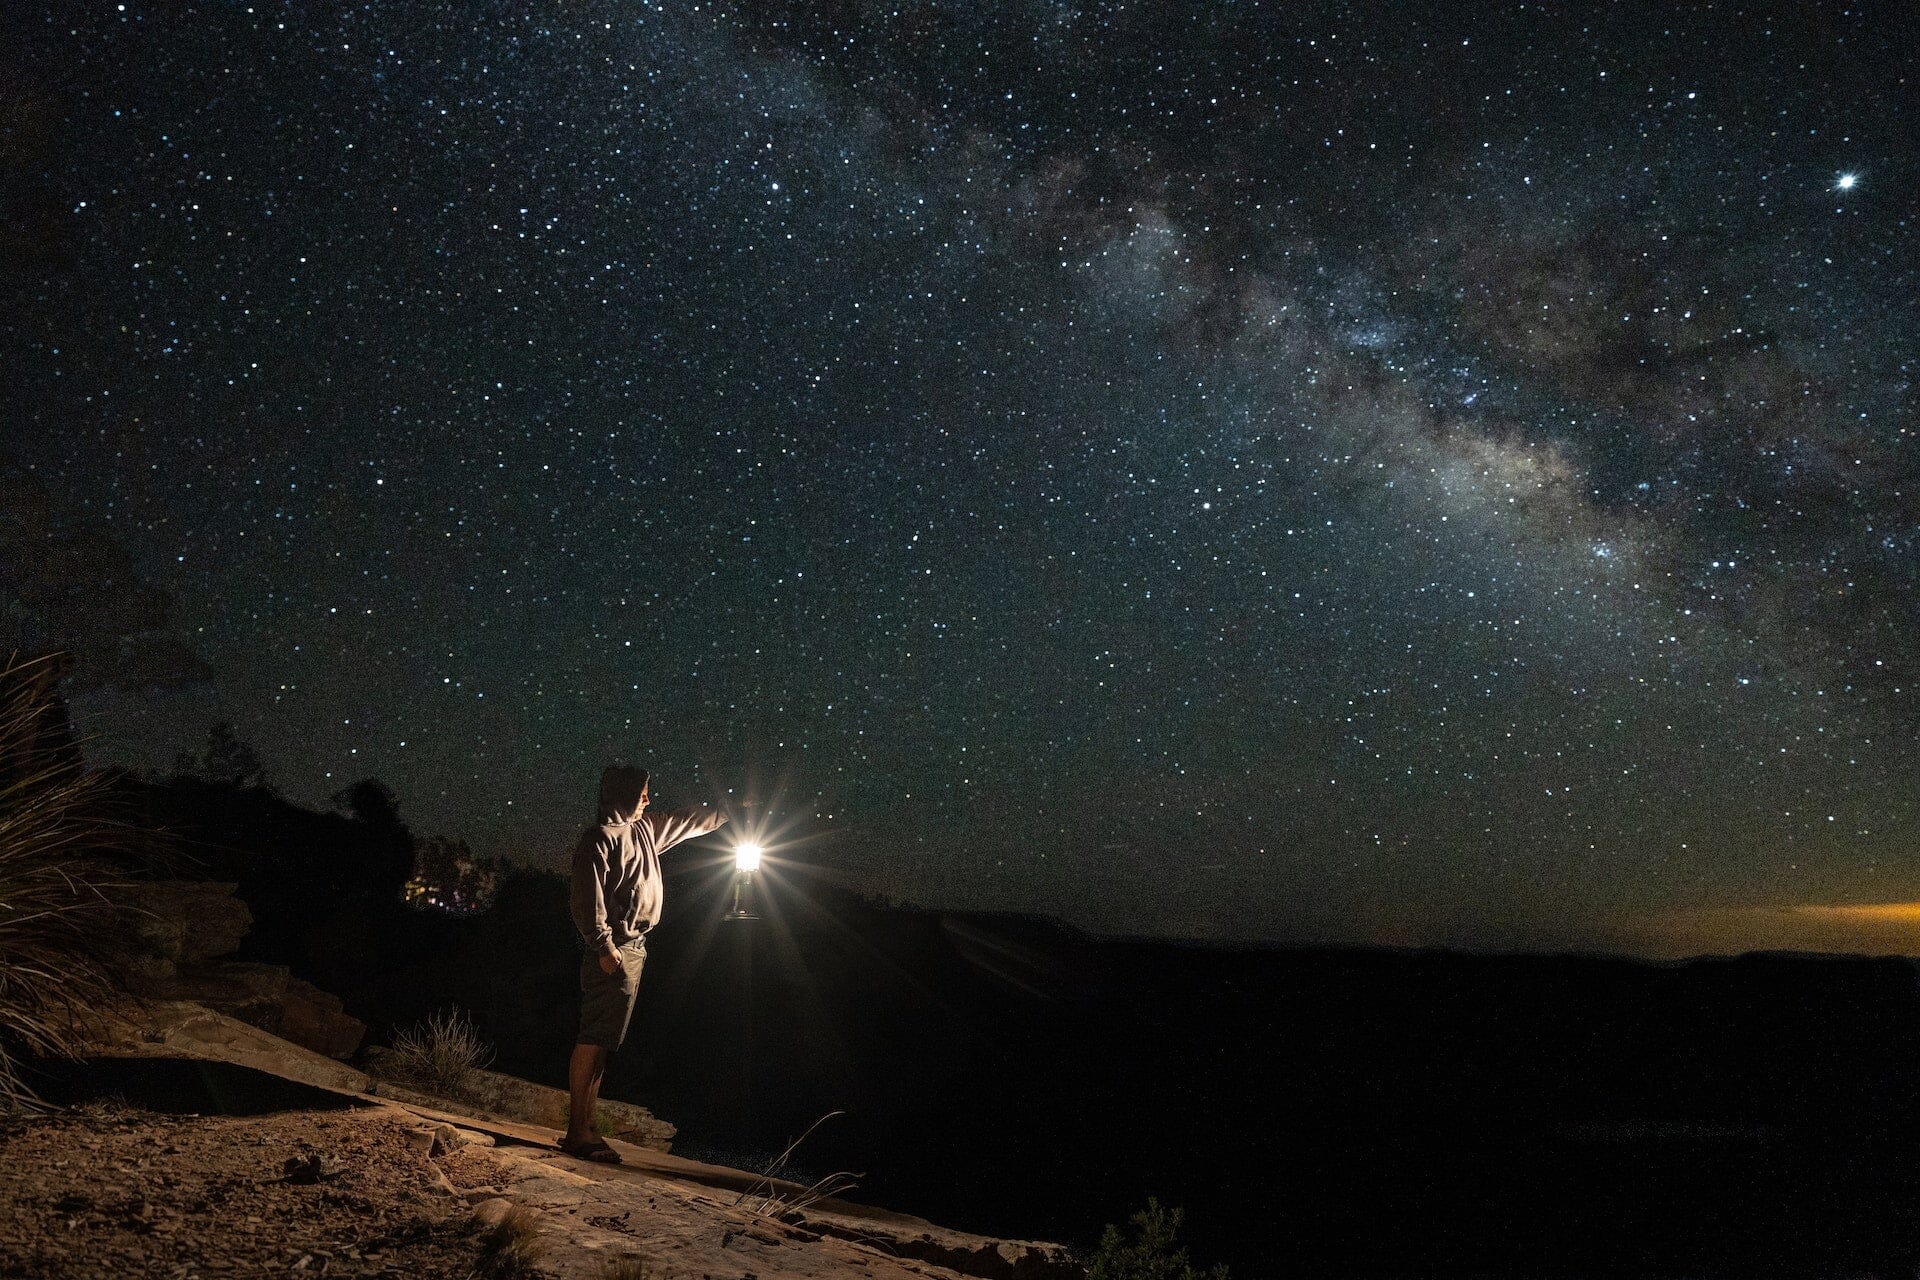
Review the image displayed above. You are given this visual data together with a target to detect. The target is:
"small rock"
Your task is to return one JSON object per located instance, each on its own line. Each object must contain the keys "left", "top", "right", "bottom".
{"left": 281, "top": 1151, "right": 343, "bottom": 1184}
{"left": 431, "top": 1122, "right": 480, "bottom": 1151}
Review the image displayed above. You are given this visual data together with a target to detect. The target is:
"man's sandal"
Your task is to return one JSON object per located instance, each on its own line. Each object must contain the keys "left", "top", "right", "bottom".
{"left": 558, "top": 1135, "right": 624, "bottom": 1165}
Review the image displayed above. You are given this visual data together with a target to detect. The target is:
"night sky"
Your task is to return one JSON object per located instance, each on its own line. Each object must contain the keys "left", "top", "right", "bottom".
{"left": 7, "top": 1, "right": 1917, "bottom": 954}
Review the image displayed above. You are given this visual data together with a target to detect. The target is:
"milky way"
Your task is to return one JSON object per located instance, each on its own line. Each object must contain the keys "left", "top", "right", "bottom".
{"left": 6, "top": 1, "right": 1917, "bottom": 951}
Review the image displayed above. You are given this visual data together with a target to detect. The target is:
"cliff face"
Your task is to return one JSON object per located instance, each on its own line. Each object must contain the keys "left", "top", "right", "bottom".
{"left": 108, "top": 879, "right": 367, "bottom": 1060}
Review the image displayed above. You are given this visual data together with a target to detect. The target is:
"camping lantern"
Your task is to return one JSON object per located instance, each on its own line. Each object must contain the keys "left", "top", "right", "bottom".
{"left": 726, "top": 841, "right": 763, "bottom": 921}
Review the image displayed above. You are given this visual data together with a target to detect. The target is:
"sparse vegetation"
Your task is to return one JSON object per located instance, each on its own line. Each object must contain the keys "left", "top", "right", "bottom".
{"left": 1087, "top": 1198, "right": 1229, "bottom": 1280}
{"left": 599, "top": 1258, "right": 654, "bottom": 1280}
{"left": 387, "top": 1006, "right": 495, "bottom": 1098}
{"left": 468, "top": 1203, "right": 543, "bottom": 1280}
{"left": 732, "top": 1109, "right": 863, "bottom": 1218}
{"left": 0, "top": 652, "right": 151, "bottom": 1110}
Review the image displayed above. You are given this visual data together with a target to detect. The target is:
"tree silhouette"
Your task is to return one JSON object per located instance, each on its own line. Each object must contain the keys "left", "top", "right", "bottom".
{"left": 173, "top": 721, "right": 269, "bottom": 790}
{"left": 407, "top": 834, "right": 502, "bottom": 915}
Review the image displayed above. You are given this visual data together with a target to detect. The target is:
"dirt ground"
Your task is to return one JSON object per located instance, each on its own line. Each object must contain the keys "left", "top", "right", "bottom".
{"left": 0, "top": 1097, "right": 513, "bottom": 1280}
{"left": 0, "top": 1054, "right": 1077, "bottom": 1280}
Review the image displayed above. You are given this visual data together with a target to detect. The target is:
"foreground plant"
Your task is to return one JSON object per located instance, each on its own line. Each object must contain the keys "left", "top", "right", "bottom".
{"left": 732, "top": 1109, "right": 863, "bottom": 1218}
{"left": 387, "top": 1006, "right": 496, "bottom": 1097}
{"left": 469, "top": 1202, "right": 543, "bottom": 1280}
{"left": 1088, "top": 1198, "right": 1229, "bottom": 1280}
{"left": 0, "top": 652, "right": 150, "bottom": 1110}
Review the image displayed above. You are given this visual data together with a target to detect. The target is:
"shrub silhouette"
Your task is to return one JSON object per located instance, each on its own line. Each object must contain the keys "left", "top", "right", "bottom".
{"left": 1088, "top": 1199, "right": 1229, "bottom": 1280}
{"left": 172, "top": 721, "right": 269, "bottom": 790}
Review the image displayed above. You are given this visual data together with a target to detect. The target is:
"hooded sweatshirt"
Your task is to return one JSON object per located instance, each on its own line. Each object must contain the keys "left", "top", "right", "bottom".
{"left": 569, "top": 808, "right": 720, "bottom": 951}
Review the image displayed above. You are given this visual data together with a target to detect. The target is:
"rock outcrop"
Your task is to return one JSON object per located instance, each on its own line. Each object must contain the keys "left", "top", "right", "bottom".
{"left": 99, "top": 880, "right": 677, "bottom": 1149}
{"left": 111, "top": 879, "right": 254, "bottom": 978}
{"left": 62, "top": 999, "right": 1082, "bottom": 1280}
{"left": 73, "top": 998, "right": 373, "bottom": 1096}
{"left": 106, "top": 880, "right": 367, "bottom": 1060}
{"left": 362, "top": 1047, "right": 676, "bottom": 1151}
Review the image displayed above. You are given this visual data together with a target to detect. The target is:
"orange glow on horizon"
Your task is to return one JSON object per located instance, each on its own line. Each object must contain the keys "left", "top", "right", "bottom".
{"left": 1621, "top": 900, "right": 1920, "bottom": 959}
{"left": 1793, "top": 901, "right": 1920, "bottom": 925}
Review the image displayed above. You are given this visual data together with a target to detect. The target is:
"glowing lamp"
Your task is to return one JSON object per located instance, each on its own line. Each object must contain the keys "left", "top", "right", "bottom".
{"left": 726, "top": 840, "right": 762, "bottom": 921}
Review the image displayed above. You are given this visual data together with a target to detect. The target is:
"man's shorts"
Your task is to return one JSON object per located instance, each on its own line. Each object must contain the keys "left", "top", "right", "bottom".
{"left": 577, "top": 937, "right": 647, "bottom": 1050}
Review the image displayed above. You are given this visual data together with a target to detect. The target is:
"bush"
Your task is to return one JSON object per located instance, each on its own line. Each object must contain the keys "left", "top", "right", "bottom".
{"left": 469, "top": 1202, "right": 543, "bottom": 1279}
{"left": 1087, "top": 1198, "right": 1229, "bottom": 1280}
{"left": 0, "top": 652, "right": 150, "bottom": 1109}
{"left": 386, "top": 1006, "right": 495, "bottom": 1097}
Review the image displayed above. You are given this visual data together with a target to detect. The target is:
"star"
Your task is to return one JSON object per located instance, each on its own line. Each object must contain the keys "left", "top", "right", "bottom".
{"left": 8, "top": 0, "right": 1916, "bottom": 959}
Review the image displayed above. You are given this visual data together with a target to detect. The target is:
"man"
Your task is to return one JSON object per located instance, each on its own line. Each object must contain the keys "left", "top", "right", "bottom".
{"left": 561, "top": 763, "right": 727, "bottom": 1162}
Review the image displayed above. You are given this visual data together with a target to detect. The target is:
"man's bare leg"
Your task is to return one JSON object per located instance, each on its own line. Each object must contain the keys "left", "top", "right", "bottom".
{"left": 565, "top": 1042, "right": 610, "bottom": 1143}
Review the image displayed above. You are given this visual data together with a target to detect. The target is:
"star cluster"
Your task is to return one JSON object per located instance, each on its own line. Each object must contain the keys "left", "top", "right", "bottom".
{"left": 7, "top": 0, "right": 1917, "bottom": 951}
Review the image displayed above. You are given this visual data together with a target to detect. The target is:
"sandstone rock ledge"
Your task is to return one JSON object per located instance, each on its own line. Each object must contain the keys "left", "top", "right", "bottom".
{"left": 63, "top": 996, "right": 1081, "bottom": 1280}
{"left": 362, "top": 1047, "right": 676, "bottom": 1152}
{"left": 106, "top": 880, "right": 367, "bottom": 1059}
{"left": 101, "top": 879, "right": 676, "bottom": 1148}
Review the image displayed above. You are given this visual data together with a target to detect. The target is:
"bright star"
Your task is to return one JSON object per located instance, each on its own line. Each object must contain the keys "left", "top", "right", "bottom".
{"left": 1834, "top": 171, "right": 1859, "bottom": 192}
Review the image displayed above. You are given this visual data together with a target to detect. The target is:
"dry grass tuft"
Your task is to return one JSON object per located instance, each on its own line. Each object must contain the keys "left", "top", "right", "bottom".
{"left": 731, "top": 1110, "right": 864, "bottom": 1219}
{"left": 469, "top": 1203, "right": 543, "bottom": 1279}
{"left": 0, "top": 652, "right": 155, "bottom": 1111}
{"left": 388, "top": 1006, "right": 495, "bottom": 1098}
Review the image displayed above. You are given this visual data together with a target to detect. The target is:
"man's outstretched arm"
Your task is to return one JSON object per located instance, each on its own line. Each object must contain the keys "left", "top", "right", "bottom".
{"left": 644, "top": 806, "right": 728, "bottom": 853}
